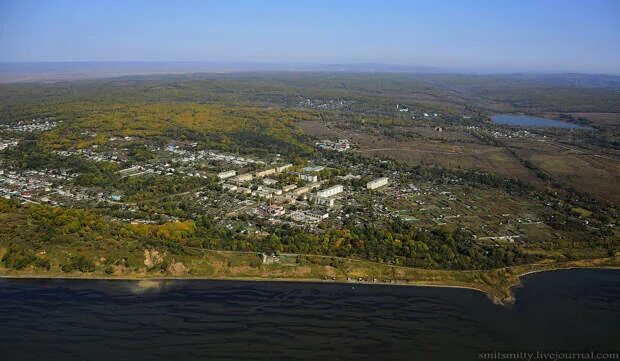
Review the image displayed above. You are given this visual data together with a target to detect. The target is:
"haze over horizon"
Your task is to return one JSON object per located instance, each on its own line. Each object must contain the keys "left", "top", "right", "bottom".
{"left": 1, "top": 0, "right": 619, "bottom": 74}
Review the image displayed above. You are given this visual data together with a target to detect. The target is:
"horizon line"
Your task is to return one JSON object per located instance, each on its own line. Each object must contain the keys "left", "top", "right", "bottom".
{"left": 0, "top": 60, "right": 618, "bottom": 76}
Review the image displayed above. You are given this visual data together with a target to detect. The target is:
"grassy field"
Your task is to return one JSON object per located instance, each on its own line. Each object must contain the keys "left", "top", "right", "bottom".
{"left": 507, "top": 137, "right": 620, "bottom": 203}
{"left": 298, "top": 119, "right": 545, "bottom": 186}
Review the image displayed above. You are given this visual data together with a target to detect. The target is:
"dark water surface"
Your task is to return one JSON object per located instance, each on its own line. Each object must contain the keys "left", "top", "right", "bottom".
{"left": 492, "top": 114, "right": 592, "bottom": 129}
{"left": 1, "top": 269, "right": 619, "bottom": 361}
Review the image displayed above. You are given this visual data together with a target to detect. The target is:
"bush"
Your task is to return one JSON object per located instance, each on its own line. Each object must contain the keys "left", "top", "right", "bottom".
{"left": 34, "top": 258, "right": 51, "bottom": 270}
{"left": 61, "top": 255, "right": 96, "bottom": 273}
{"left": 2, "top": 247, "right": 36, "bottom": 270}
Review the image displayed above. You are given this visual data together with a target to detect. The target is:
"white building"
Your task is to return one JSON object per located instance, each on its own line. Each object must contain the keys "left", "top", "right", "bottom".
{"left": 222, "top": 183, "right": 238, "bottom": 192}
{"left": 316, "top": 185, "right": 343, "bottom": 198}
{"left": 367, "top": 177, "right": 389, "bottom": 190}
{"left": 289, "top": 210, "right": 329, "bottom": 224}
{"left": 262, "top": 178, "right": 278, "bottom": 186}
{"left": 303, "top": 165, "right": 325, "bottom": 173}
{"left": 217, "top": 170, "right": 236, "bottom": 180}
{"left": 254, "top": 189, "right": 273, "bottom": 199}
{"left": 315, "top": 197, "right": 335, "bottom": 207}
{"left": 300, "top": 174, "right": 318, "bottom": 182}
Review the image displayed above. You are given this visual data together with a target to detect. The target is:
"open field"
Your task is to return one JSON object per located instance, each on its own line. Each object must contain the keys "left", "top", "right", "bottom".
{"left": 506, "top": 137, "right": 620, "bottom": 203}
{"left": 298, "top": 119, "right": 545, "bottom": 186}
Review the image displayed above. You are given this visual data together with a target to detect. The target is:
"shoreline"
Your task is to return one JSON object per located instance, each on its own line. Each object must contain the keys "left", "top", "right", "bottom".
{"left": 2, "top": 265, "right": 619, "bottom": 305}
{"left": 0, "top": 273, "right": 489, "bottom": 293}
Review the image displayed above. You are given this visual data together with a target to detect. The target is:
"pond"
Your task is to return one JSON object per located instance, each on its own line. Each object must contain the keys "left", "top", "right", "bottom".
{"left": 492, "top": 114, "right": 592, "bottom": 129}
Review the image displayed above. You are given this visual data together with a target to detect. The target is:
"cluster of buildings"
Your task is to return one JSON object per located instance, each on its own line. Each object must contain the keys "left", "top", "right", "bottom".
{"left": 227, "top": 164, "right": 293, "bottom": 184}
{"left": 315, "top": 139, "right": 351, "bottom": 152}
{"left": 54, "top": 146, "right": 128, "bottom": 163}
{"left": 215, "top": 157, "right": 393, "bottom": 225}
{"left": 298, "top": 98, "right": 350, "bottom": 110}
{"left": 166, "top": 144, "right": 263, "bottom": 167}
{"left": 118, "top": 163, "right": 213, "bottom": 179}
{"left": 117, "top": 165, "right": 155, "bottom": 178}
{"left": 1, "top": 118, "right": 60, "bottom": 132}
{"left": 0, "top": 139, "right": 19, "bottom": 151}
{"left": 0, "top": 167, "right": 134, "bottom": 208}
{"left": 0, "top": 169, "right": 77, "bottom": 204}
{"left": 2, "top": 131, "right": 400, "bottom": 229}
{"left": 289, "top": 209, "right": 330, "bottom": 224}
{"left": 490, "top": 129, "right": 534, "bottom": 139}
{"left": 396, "top": 105, "right": 441, "bottom": 118}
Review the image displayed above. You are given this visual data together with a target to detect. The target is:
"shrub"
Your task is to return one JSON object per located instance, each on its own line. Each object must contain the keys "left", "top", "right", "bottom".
{"left": 2, "top": 247, "right": 36, "bottom": 270}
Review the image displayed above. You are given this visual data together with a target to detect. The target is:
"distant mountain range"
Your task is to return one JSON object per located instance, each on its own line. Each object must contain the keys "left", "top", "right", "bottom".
{"left": 318, "top": 63, "right": 442, "bottom": 73}
{"left": 0, "top": 61, "right": 618, "bottom": 86}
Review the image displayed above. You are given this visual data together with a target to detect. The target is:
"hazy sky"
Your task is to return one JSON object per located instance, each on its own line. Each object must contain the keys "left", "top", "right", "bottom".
{"left": 1, "top": 0, "right": 618, "bottom": 73}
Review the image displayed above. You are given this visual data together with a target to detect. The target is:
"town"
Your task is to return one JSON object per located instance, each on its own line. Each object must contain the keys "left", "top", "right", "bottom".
{"left": 0, "top": 125, "right": 569, "bottom": 254}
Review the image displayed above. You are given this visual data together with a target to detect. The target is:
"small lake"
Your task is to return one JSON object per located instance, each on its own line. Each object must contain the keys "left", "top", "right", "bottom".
{"left": 492, "top": 114, "right": 592, "bottom": 129}
{"left": 1, "top": 269, "right": 619, "bottom": 361}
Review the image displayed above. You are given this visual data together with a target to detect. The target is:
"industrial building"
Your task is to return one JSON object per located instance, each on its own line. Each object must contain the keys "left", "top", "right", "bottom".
{"left": 367, "top": 177, "right": 389, "bottom": 190}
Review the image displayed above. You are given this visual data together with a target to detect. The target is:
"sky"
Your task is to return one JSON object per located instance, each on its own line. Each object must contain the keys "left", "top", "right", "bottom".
{"left": 0, "top": 0, "right": 619, "bottom": 73}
